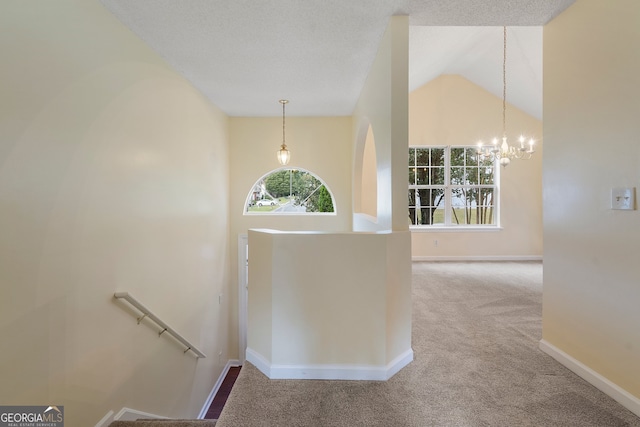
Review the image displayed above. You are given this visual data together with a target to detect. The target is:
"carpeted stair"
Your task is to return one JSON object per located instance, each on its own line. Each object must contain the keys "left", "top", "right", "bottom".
{"left": 109, "top": 420, "right": 216, "bottom": 426}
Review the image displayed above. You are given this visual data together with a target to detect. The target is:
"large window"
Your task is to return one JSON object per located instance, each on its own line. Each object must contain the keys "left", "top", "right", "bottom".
{"left": 408, "top": 146, "right": 497, "bottom": 227}
{"left": 245, "top": 168, "right": 335, "bottom": 214}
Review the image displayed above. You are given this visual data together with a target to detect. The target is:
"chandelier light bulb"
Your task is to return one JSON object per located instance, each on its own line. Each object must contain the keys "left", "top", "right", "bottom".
{"left": 501, "top": 137, "right": 509, "bottom": 153}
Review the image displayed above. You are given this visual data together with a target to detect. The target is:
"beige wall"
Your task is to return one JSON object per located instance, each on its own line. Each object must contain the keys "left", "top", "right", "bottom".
{"left": 0, "top": 1, "right": 231, "bottom": 425}
{"left": 543, "top": 0, "right": 640, "bottom": 401}
{"left": 228, "top": 116, "right": 353, "bottom": 358}
{"left": 359, "top": 126, "right": 378, "bottom": 218}
{"left": 229, "top": 117, "right": 353, "bottom": 231}
{"left": 409, "top": 75, "right": 543, "bottom": 259}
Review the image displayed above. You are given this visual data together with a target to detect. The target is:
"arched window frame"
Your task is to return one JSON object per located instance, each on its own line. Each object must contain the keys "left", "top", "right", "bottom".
{"left": 243, "top": 167, "right": 337, "bottom": 215}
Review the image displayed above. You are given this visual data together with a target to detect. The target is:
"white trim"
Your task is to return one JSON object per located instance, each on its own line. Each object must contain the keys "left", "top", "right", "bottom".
{"left": 385, "top": 349, "right": 415, "bottom": 379}
{"left": 412, "top": 255, "right": 543, "bottom": 262}
{"left": 94, "top": 410, "right": 114, "bottom": 427}
{"left": 353, "top": 212, "right": 378, "bottom": 224}
{"left": 408, "top": 145, "right": 500, "bottom": 228}
{"left": 410, "top": 226, "right": 503, "bottom": 233}
{"left": 539, "top": 340, "right": 640, "bottom": 418}
{"left": 245, "top": 347, "right": 272, "bottom": 377}
{"left": 246, "top": 347, "right": 413, "bottom": 381}
{"left": 96, "top": 359, "right": 244, "bottom": 425}
{"left": 113, "top": 408, "right": 168, "bottom": 421}
{"left": 243, "top": 167, "right": 337, "bottom": 216}
{"left": 197, "top": 359, "right": 242, "bottom": 419}
{"left": 244, "top": 211, "right": 337, "bottom": 216}
{"left": 238, "top": 234, "right": 248, "bottom": 364}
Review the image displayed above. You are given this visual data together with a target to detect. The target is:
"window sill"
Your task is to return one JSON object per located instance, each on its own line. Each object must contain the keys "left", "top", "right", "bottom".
{"left": 244, "top": 211, "right": 337, "bottom": 216}
{"left": 410, "top": 226, "right": 503, "bottom": 233}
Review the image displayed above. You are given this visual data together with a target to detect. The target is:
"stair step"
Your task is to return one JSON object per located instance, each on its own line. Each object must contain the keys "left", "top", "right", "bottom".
{"left": 109, "top": 420, "right": 216, "bottom": 426}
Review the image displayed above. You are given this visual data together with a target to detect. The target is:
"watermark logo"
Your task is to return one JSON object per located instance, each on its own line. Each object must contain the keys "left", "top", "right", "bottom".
{"left": 0, "top": 405, "right": 64, "bottom": 427}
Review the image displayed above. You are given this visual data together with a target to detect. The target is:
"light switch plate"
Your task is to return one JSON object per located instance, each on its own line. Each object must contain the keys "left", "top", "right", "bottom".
{"left": 611, "top": 187, "right": 635, "bottom": 210}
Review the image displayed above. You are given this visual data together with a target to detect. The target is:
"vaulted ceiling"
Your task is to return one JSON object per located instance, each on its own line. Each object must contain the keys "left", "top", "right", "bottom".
{"left": 100, "top": 0, "right": 575, "bottom": 119}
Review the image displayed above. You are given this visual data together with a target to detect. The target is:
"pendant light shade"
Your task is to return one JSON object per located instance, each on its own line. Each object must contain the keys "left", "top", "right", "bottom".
{"left": 277, "top": 145, "right": 290, "bottom": 165}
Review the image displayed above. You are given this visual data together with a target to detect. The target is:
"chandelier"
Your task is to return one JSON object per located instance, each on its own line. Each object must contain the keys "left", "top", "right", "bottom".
{"left": 276, "top": 99, "right": 291, "bottom": 165}
{"left": 476, "top": 27, "right": 535, "bottom": 167}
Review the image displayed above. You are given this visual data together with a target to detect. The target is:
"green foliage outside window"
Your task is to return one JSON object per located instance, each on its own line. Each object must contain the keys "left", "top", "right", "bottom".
{"left": 248, "top": 168, "right": 335, "bottom": 214}
{"left": 306, "top": 185, "right": 334, "bottom": 213}
{"left": 409, "top": 146, "right": 496, "bottom": 226}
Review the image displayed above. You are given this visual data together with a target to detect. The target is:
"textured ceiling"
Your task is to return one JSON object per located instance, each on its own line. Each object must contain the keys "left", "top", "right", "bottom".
{"left": 99, "top": 0, "right": 574, "bottom": 118}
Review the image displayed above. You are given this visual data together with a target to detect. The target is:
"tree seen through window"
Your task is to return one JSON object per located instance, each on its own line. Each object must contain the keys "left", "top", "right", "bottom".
{"left": 409, "top": 146, "right": 497, "bottom": 226}
{"left": 245, "top": 168, "right": 335, "bottom": 214}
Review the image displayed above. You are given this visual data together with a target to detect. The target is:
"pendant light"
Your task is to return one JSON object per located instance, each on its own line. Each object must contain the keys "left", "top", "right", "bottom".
{"left": 476, "top": 27, "right": 535, "bottom": 167}
{"left": 276, "top": 99, "right": 291, "bottom": 165}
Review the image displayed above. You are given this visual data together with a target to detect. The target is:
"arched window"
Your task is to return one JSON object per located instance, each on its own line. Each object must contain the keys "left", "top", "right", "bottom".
{"left": 244, "top": 168, "right": 336, "bottom": 214}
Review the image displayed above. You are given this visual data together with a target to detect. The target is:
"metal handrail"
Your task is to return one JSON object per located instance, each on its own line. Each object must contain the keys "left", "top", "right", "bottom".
{"left": 114, "top": 292, "right": 206, "bottom": 358}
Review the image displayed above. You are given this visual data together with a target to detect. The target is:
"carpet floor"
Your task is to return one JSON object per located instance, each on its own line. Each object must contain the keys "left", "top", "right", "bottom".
{"left": 217, "top": 261, "right": 640, "bottom": 426}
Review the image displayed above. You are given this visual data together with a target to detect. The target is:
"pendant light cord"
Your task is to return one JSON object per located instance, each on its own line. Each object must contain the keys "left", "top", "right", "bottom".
{"left": 502, "top": 26, "right": 507, "bottom": 140}
{"left": 281, "top": 100, "right": 287, "bottom": 146}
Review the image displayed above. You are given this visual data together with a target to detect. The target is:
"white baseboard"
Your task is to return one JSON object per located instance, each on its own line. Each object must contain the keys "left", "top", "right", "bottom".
{"left": 246, "top": 347, "right": 413, "bottom": 381}
{"left": 197, "top": 359, "right": 242, "bottom": 419}
{"left": 539, "top": 339, "right": 640, "bottom": 418}
{"left": 245, "top": 348, "right": 271, "bottom": 378}
{"left": 115, "top": 407, "right": 168, "bottom": 421}
{"left": 95, "top": 359, "right": 243, "bottom": 426}
{"left": 94, "top": 410, "right": 114, "bottom": 427}
{"left": 385, "top": 349, "right": 414, "bottom": 379}
{"left": 412, "top": 255, "right": 543, "bottom": 262}
{"left": 95, "top": 407, "right": 168, "bottom": 426}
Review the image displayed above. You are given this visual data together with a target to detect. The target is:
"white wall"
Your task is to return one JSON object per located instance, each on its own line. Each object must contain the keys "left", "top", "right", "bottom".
{"left": 409, "top": 75, "right": 543, "bottom": 259}
{"left": 242, "top": 16, "right": 413, "bottom": 380}
{"left": 543, "top": 0, "right": 640, "bottom": 404}
{"left": 247, "top": 229, "right": 412, "bottom": 380}
{"left": 0, "top": 1, "right": 231, "bottom": 425}
{"left": 353, "top": 16, "right": 410, "bottom": 233}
